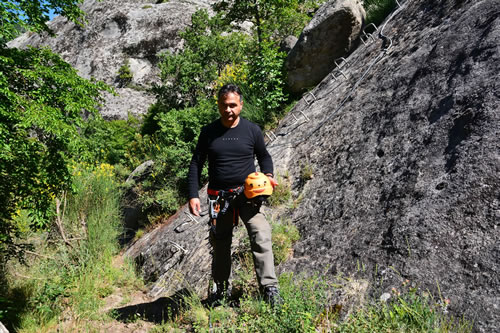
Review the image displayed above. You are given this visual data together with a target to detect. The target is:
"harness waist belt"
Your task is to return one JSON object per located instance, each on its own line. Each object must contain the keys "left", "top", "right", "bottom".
{"left": 207, "top": 186, "right": 243, "bottom": 197}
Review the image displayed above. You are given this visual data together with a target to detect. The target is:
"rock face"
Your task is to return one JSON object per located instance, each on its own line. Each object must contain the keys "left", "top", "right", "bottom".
{"left": 285, "top": 0, "right": 365, "bottom": 93}
{"left": 8, "top": 0, "right": 214, "bottom": 119}
{"left": 122, "top": 160, "right": 155, "bottom": 232}
{"left": 125, "top": 0, "right": 499, "bottom": 331}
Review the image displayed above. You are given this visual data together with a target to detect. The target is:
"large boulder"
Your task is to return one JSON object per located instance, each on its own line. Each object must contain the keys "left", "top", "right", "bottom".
{"left": 285, "top": 0, "right": 365, "bottom": 93}
{"left": 125, "top": 0, "right": 499, "bottom": 331}
{"left": 269, "top": 0, "right": 499, "bottom": 331}
{"left": 8, "top": 0, "right": 215, "bottom": 119}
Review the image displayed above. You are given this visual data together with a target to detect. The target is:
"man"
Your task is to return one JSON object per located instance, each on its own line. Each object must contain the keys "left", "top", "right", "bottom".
{"left": 187, "top": 83, "right": 281, "bottom": 305}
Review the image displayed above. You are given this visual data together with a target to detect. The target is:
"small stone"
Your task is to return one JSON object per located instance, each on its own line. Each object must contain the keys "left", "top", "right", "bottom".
{"left": 380, "top": 293, "right": 391, "bottom": 302}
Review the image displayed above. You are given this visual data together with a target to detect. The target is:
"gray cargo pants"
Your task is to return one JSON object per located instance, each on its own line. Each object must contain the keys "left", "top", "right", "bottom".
{"left": 210, "top": 198, "right": 278, "bottom": 289}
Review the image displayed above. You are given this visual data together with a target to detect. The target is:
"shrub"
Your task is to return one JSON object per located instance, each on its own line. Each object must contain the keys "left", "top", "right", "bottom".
{"left": 271, "top": 219, "right": 300, "bottom": 265}
{"left": 117, "top": 59, "right": 133, "bottom": 87}
{"left": 131, "top": 100, "right": 218, "bottom": 217}
{"left": 0, "top": 46, "right": 109, "bottom": 259}
{"left": 154, "top": 9, "right": 250, "bottom": 111}
{"left": 1, "top": 163, "right": 142, "bottom": 330}
{"left": 267, "top": 174, "right": 292, "bottom": 207}
{"left": 81, "top": 114, "right": 141, "bottom": 166}
{"left": 247, "top": 41, "right": 288, "bottom": 124}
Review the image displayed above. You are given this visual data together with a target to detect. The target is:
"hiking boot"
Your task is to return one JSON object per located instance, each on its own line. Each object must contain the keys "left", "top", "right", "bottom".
{"left": 263, "top": 285, "right": 283, "bottom": 307}
{"left": 207, "top": 281, "right": 231, "bottom": 307}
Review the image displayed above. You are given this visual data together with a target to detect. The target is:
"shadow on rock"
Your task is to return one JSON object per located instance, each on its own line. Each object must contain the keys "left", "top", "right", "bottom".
{"left": 111, "top": 289, "right": 190, "bottom": 324}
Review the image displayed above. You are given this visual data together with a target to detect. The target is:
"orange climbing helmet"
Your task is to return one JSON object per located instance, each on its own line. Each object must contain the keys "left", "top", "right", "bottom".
{"left": 244, "top": 172, "right": 273, "bottom": 199}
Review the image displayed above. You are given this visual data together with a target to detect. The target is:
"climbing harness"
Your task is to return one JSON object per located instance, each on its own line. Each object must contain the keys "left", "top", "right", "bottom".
{"left": 207, "top": 186, "right": 244, "bottom": 236}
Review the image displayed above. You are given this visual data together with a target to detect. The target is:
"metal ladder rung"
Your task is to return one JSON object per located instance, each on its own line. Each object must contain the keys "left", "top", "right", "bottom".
{"left": 185, "top": 211, "right": 199, "bottom": 223}
{"left": 298, "top": 110, "right": 310, "bottom": 122}
{"left": 303, "top": 92, "right": 317, "bottom": 106}
{"left": 334, "top": 57, "right": 349, "bottom": 69}
{"left": 363, "top": 23, "right": 379, "bottom": 34}
{"left": 266, "top": 131, "right": 277, "bottom": 141}
{"left": 330, "top": 69, "right": 347, "bottom": 82}
{"left": 169, "top": 240, "right": 188, "bottom": 253}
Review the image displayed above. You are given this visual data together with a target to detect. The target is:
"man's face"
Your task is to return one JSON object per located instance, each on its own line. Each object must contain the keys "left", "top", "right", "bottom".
{"left": 218, "top": 92, "right": 243, "bottom": 126}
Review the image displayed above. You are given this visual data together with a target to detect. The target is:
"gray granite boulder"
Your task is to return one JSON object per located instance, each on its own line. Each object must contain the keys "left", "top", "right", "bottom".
{"left": 285, "top": 0, "right": 365, "bottom": 93}
{"left": 8, "top": 0, "right": 215, "bottom": 119}
{"left": 125, "top": 0, "right": 499, "bottom": 331}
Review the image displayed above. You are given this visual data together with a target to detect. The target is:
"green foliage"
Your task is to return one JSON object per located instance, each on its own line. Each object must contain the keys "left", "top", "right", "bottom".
{"left": 154, "top": 9, "right": 250, "bottom": 111}
{"left": 363, "top": 0, "right": 398, "bottom": 27}
{"left": 1, "top": 164, "right": 142, "bottom": 330}
{"left": 0, "top": 46, "right": 109, "bottom": 258}
{"left": 81, "top": 114, "right": 141, "bottom": 165}
{"left": 117, "top": 59, "right": 133, "bottom": 87}
{"left": 267, "top": 174, "right": 292, "bottom": 207}
{"left": 247, "top": 41, "right": 287, "bottom": 121}
{"left": 213, "top": 0, "right": 325, "bottom": 46}
{"left": 300, "top": 162, "right": 314, "bottom": 181}
{"left": 152, "top": 274, "right": 471, "bottom": 333}
{"left": 338, "top": 287, "right": 472, "bottom": 333}
{"left": 131, "top": 100, "right": 218, "bottom": 216}
{"left": 271, "top": 219, "right": 300, "bottom": 265}
{"left": 0, "top": 0, "right": 85, "bottom": 45}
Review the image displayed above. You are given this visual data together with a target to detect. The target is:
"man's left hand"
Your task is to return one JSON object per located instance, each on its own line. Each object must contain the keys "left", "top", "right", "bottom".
{"left": 267, "top": 175, "right": 278, "bottom": 188}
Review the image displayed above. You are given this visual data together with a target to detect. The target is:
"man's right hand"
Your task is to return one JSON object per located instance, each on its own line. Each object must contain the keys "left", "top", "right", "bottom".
{"left": 189, "top": 198, "right": 201, "bottom": 216}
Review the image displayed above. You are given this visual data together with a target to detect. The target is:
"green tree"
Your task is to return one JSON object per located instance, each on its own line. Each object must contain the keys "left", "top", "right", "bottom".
{"left": 213, "top": 0, "right": 324, "bottom": 47}
{"left": 153, "top": 9, "right": 250, "bottom": 113}
{"left": 0, "top": 0, "right": 85, "bottom": 45}
{"left": 0, "top": 0, "right": 109, "bottom": 259}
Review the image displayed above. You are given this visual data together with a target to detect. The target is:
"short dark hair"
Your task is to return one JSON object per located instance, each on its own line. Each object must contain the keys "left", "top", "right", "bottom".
{"left": 218, "top": 83, "right": 243, "bottom": 102}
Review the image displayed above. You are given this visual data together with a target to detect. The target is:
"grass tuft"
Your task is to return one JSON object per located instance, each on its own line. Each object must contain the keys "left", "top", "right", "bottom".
{"left": 1, "top": 163, "right": 142, "bottom": 331}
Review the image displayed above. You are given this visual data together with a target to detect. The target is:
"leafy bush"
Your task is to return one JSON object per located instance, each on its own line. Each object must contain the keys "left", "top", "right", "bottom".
{"left": 130, "top": 100, "right": 218, "bottom": 216}
{"left": 154, "top": 9, "right": 250, "bottom": 112}
{"left": 81, "top": 114, "right": 141, "bottom": 166}
{"left": 1, "top": 163, "right": 142, "bottom": 330}
{"left": 247, "top": 41, "right": 288, "bottom": 124}
{"left": 0, "top": 46, "right": 109, "bottom": 258}
{"left": 117, "top": 59, "right": 133, "bottom": 87}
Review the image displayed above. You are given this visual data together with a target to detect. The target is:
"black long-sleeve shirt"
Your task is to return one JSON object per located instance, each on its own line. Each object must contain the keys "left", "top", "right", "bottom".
{"left": 187, "top": 118, "right": 273, "bottom": 198}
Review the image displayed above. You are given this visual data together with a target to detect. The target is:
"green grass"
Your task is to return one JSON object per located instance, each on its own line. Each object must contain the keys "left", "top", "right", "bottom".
{"left": 338, "top": 288, "right": 472, "bottom": 332}
{"left": 267, "top": 174, "right": 292, "bottom": 207}
{"left": 271, "top": 219, "right": 300, "bottom": 265}
{"left": 1, "top": 163, "right": 142, "bottom": 331}
{"left": 155, "top": 275, "right": 471, "bottom": 333}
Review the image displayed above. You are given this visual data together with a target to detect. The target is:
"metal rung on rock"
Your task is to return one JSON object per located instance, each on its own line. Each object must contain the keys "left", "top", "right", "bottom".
{"left": 185, "top": 211, "right": 199, "bottom": 223}
{"left": 360, "top": 33, "right": 372, "bottom": 45}
{"left": 360, "top": 23, "right": 378, "bottom": 46}
{"left": 334, "top": 57, "right": 349, "bottom": 69}
{"left": 330, "top": 69, "right": 347, "bottom": 82}
{"left": 169, "top": 241, "right": 188, "bottom": 253}
{"left": 266, "top": 131, "right": 277, "bottom": 141}
{"left": 303, "top": 92, "right": 317, "bottom": 106}
{"left": 174, "top": 222, "right": 189, "bottom": 233}
{"left": 364, "top": 23, "right": 379, "bottom": 34}
{"left": 298, "top": 110, "right": 310, "bottom": 122}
